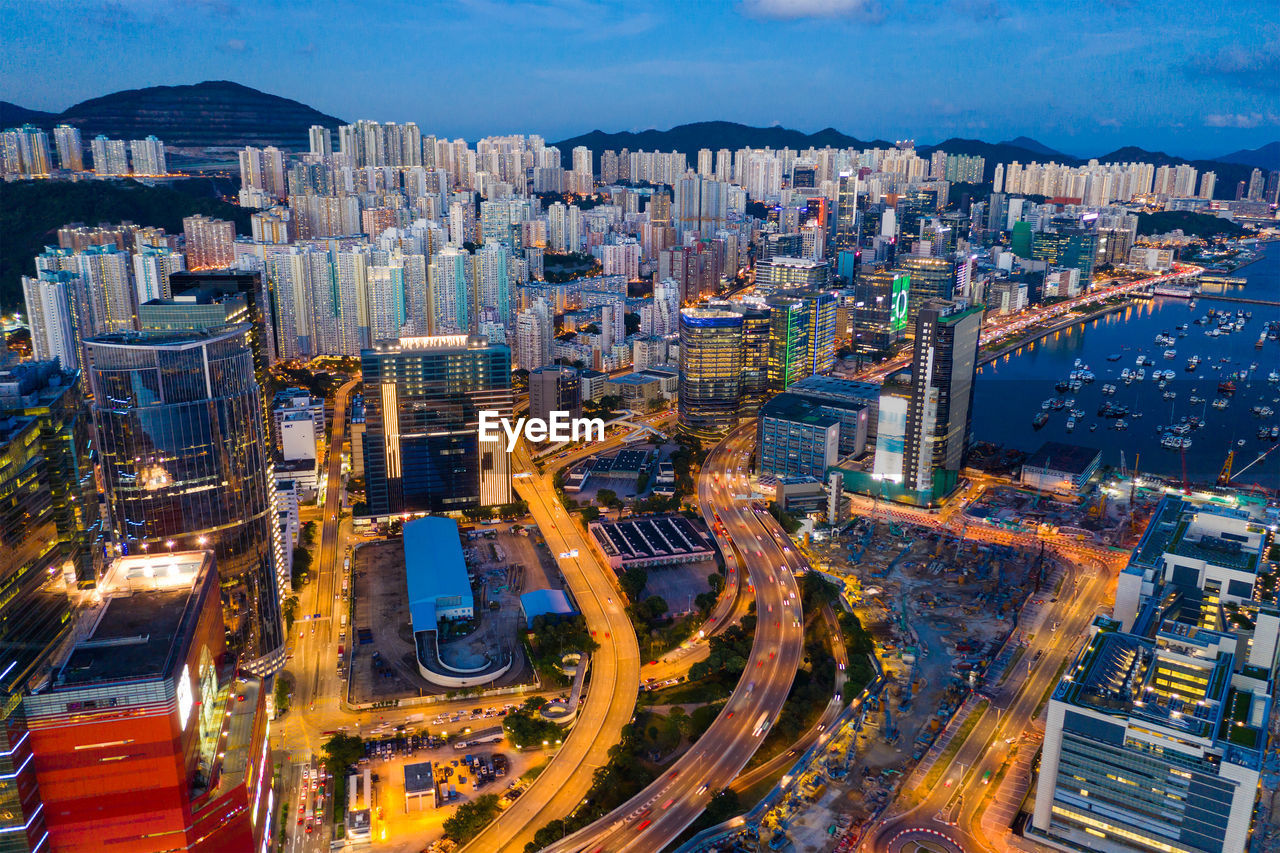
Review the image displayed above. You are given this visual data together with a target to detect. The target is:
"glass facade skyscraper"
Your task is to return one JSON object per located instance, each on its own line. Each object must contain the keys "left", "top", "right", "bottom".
{"left": 0, "top": 415, "right": 73, "bottom": 852}
{"left": 361, "top": 335, "right": 513, "bottom": 517}
{"left": 677, "top": 307, "right": 743, "bottom": 438}
{"left": 84, "top": 325, "right": 285, "bottom": 674}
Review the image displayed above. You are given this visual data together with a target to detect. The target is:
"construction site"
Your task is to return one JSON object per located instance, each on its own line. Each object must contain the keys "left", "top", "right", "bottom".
{"left": 795, "top": 516, "right": 1055, "bottom": 835}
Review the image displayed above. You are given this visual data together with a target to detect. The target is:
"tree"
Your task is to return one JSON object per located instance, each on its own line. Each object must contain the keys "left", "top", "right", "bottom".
{"left": 619, "top": 568, "right": 648, "bottom": 602}
{"left": 321, "top": 733, "right": 364, "bottom": 778}
{"left": 580, "top": 506, "right": 600, "bottom": 522}
{"left": 291, "top": 547, "right": 313, "bottom": 590}
{"left": 273, "top": 674, "right": 291, "bottom": 714}
{"left": 443, "top": 794, "right": 501, "bottom": 842}
{"left": 596, "top": 488, "right": 618, "bottom": 507}
{"left": 283, "top": 595, "right": 300, "bottom": 632}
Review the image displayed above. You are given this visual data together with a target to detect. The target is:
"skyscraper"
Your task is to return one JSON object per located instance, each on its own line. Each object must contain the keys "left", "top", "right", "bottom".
{"left": 182, "top": 215, "right": 236, "bottom": 270}
{"left": 85, "top": 326, "right": 286, "bottom": 674}
{"left": 128, "top": 135, "right": 166, "bottom": 175}
{"left": 52, "top": 124, "right": 83, "bottom": 172}
{"left": 361, "top": 335, "right": 513, "bottom": 517}
{"left": 90, "top": 134, "right": 129, "bottom": 176}
{"left": 897, "top": 255, "right": 955, "bottom": 326}
{"left": 23, "top": 270, "right": 85, "bottom": 371}
{"left": 766, "top": 294, "right": 810, "bottom": 391}
{"left": 22, "top": 551, "right": 273, "bottom": 852}
{"left": 872, "top": 299, "right": 982, "bottom": 499}
{"left": 529, "top": 365, "right": 582, "bottom": 423}
{"left": 677, "top": 307, "right": 743, "bottom": 437}
{"left": 0, "top": 413, "right": 74, "bottom": 849}
{"left": 0, "top": 124, "right": 51, "bottom": 176}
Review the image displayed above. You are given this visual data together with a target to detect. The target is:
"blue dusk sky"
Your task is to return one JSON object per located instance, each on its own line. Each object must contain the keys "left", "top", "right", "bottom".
{"left": 2, "top": 0, "right": 1277, "bottom": 157}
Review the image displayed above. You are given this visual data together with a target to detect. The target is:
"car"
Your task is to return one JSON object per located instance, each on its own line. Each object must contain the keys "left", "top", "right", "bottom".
{"left": 696, "top": 783, "right": 709, "bottom": 795}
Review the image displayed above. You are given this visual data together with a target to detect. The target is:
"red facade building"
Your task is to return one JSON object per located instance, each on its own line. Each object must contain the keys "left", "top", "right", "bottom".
{"left": 22, "top": 552, "right": 273, "bottom": 852}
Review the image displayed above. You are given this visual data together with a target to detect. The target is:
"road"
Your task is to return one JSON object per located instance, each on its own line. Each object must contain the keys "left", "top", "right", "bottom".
{"left": 278, "top": 375, "right": 360, "bottom": 853}
{"left": 545, "top": 422, "right": 807, "bottom": 853}
{"left": 856, "top": 264, "right": 1202, "bottom": 383}
{"left": 729, "top": 605, "right": 849, "bottom": 796}
{"left": 864, "top": 556, "right": 1113, "bottom": 853}
{"left": 457, "top": 437, "right": 642, "bottom": 853}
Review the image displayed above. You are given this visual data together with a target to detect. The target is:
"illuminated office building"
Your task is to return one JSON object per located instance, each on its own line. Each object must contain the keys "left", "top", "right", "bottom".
{"left": 677, "top": 307, "right": 743, "bottom": 437}
{"left": 84, "top": 326, "right": 285, "bottom": 674}
{"left": 361, "top": 335, "right": 513, "bottom": 517}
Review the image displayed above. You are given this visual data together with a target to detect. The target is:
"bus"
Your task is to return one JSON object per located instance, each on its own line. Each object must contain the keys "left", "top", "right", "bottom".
{"left": 752, "top": 713, "right": 771, "bottom": 738}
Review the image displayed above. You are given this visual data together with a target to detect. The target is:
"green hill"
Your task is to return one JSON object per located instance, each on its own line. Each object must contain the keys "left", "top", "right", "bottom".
{"left": 1, "top": 178, "right": 252, "bottom": 311}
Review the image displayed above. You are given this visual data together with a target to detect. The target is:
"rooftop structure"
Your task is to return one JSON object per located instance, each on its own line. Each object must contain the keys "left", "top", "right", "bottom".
{"left": 1117, "top": 496, "right": 1268, "bottom": 632}
{"left": 1033, "top": 494, "right": 1277, "bottom": 853}
{"left": 1020, "top": 441, "right": 1103, "bottom": 493}
{"left": 520, "top": 589, "right": 577, "bottom": 628}
{"left": 588, "top": 514, "right": 716, "bottom": 571}
{"left": 404, "top": 516, "right": 474, "bottom": 634}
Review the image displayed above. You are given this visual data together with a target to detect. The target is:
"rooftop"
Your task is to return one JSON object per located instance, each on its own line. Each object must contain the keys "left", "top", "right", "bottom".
{"left": 404, "top": 517, "right": 472, "bottom": 633}
{"left": 1023, "top": 441, "right": 1102, "bottom": 476}
{"left": 54, "top": 551, "right": 213, "bottom": 688}
{"left": 520, "top": 589, "right": 576, "bottom": 628}
{"left": 404, "top": 761, "right": 436, "bottom": 796}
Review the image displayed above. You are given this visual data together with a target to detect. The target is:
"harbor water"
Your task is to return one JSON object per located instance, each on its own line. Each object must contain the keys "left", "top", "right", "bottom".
{"left": 972, "top": 244, "right": 1280, "bottom": 490}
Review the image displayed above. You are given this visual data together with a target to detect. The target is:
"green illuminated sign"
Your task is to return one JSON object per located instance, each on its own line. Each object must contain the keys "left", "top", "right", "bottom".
{"left": 890, "top": 273, "right": 911, "bottom": 332}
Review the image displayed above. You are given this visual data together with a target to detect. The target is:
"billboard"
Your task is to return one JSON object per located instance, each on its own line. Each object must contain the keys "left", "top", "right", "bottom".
{"left": 890, "top": 273, "right": 911, "bottom": 332}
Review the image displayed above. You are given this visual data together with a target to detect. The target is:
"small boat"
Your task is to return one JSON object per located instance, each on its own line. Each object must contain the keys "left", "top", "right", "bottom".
{"left": 1089, "top": 423, "right": 1097, "bottom": 432}
{"left": 1033, "top": 412, "right": 1049, "bottom": 429}
{"left": 1112, "top": 419, "right": 1129, "bottom": 431}
{"left": 1136, "top": 369, "right": 1146, "bottom": 382}
{"left": 1163, "top": 391, "right": 1177, "bottom": 400}
{"left": 1163, "top": 349, "right": 1177, "bottom": 359}
{"left": 1212, "top": 398, "right": 1229, "bottom": 410}
{"left": 1066, "top": 417, "right": 1076, "bottom": 432}
{"left": 1107, "top": 353, "right": 1122, "bottom": 361}
{"left": 1268, "top": 371, "right": 1280, "bottom": 383}
{"left": 1218, "top": 380, "right": 1236, "bottom": 394}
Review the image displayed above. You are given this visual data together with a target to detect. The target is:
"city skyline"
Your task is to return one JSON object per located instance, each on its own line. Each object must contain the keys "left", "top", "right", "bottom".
{"left": 3, "top": 0, "right": 1279, "bottom": 157}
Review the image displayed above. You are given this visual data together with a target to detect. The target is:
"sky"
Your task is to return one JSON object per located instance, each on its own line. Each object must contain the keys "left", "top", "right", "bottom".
{"left": 2, "top": 0, "right": 1277, "bottom": 158}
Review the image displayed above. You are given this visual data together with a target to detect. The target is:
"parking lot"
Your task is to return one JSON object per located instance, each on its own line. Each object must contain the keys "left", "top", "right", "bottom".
{"left": 349, "top": 532, "right": 542, "bottom": 705}
{"left": 350, "top": 725, "right": 550, "bottom": 852}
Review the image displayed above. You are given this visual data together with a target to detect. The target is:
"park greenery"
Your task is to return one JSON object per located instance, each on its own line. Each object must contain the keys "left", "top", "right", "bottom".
{"left": 443, "top": 793, "right": 502, "bottom": 842}
{"left": 502, "top": 697, "right": 564, "bottom": 749}
{"left": 0, "top": 178, "right": 250, "bottom": 309}
{"left": 526, "top": 613, "right": 597, "bottom": 684}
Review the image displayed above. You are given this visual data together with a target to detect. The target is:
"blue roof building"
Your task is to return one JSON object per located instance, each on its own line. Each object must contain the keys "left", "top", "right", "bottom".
{"left": 404, "top": 517, "right": 474, "bottom": 633}
{"left": 520, "top": 588, "right": 577, "bottom": 628}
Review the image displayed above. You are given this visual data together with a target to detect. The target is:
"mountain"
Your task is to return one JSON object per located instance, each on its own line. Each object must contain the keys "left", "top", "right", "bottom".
{"left": 1098, "top": 146, "right": 1257, "bottom": 198}
{"left": 1213, "top": 141, "right": 1280, "bottom": 172}
{"left": 0, "top": 100, "right": 58, "bottom": 128}
{"left": 998, "top": 136, "right": 1073, "bottom": 160}
{"left": 3, "top": 81, "right": 345, "bottom": 150}
{"left": 917, "top": 137, "right": 1084, "bottom": 179}
{"left": 552, "top": 120, "right": 893, "bottom": 169}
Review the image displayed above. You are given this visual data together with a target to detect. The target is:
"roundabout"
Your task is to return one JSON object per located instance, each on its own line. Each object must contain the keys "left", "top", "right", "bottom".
{"left": 885, "top": 828, "right": 965, "bottom": 853}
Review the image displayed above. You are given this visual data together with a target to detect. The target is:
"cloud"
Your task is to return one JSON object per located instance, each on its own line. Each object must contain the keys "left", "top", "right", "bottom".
{"left": 1189, "top": 35, "right": 1280, "bottom": 90}
{"left": 221, "top": 38, "right": 248, "bottom": 53}
{"left": 740, "top": 0, "right": 882, "bottom": 20}
{"left": 1204, "top": 112, "right": 1280, "bottom": 129}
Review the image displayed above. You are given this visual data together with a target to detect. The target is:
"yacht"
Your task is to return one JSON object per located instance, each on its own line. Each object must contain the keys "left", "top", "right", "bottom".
{"left": 1163, "top": 349, "right": 1177, "bottom": 359}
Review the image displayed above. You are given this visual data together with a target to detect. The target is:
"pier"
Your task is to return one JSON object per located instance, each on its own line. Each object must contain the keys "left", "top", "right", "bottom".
{"left": 1197, "top": 294, "right": 1280, "bottom": 308}
{"left": 1200, "top": 275, "right": 1248, "bottom": 285}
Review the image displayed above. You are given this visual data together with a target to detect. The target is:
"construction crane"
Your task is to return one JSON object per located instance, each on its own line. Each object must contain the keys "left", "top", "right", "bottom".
{"left": 1224, "top": 444, "right": 1279, "bottom": 485}
{"left": 1217, "top": 450, "right": 1235, "bottom": 487}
